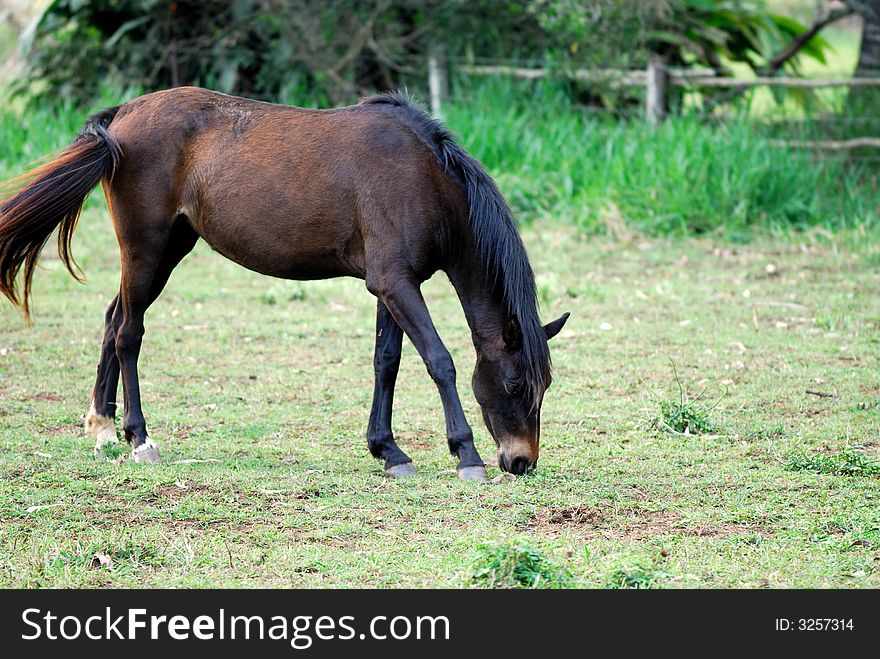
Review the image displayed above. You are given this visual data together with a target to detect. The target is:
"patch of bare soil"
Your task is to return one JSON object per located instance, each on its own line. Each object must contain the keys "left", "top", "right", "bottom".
{"left": 148, "top": 481, "right": 215, "bottom": 502}
{"left": 526, "top": 503, "right": 767, "bottom": 540}
{"left": 540, "top": 506, "right": 605, "bottom": 527}
{"left": 85, "top": 508, "right": 263, "bottom": 534}
{"left": 32, "top": 392, "right": 64, "bottom": 402}
{"left": 85, "top": 480, "right": 216, "bottom": 509}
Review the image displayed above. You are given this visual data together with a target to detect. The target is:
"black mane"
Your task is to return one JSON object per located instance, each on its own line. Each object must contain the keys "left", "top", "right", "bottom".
{"left": 360, "top": 92, "right": 551, "bottom": 406}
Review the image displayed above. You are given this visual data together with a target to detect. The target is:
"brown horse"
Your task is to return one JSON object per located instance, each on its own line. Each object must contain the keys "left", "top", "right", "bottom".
{"left": 0, "top": 87, "right": 568, "bottom": 481}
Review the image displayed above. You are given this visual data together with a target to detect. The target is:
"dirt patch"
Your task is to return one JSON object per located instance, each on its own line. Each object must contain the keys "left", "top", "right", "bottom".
{"left": 87, "top": 481, "right": 217, "bottom": 506}
{"left": 32, "top": 392, "right": 64, "bottom": 402}
{"left": 541, "top": 506, "right": 604, "bottom": 526}
{"left": 394, "top": 433, "right": 433, "bottom": 452}
{"left": 90, "top": 490, "right": 129, "bottom": 505}
{"left": 85, "top": 509, "right": 263, "bottom": 534}
{"left": 802, "top": 407, "right": 833, "bottom": 418}
{"left": 604, "top": 509, "right": 685, "bottom": 540}
{"left": 526, "top": 504, "right": 767, "bottom": 540}
{"left": 40, "top": 424, "right": 71, "bottom": 435}
{"left": 151, "top": 481, "right": 215, "bottom": 501}
{"left": 402, "top": 440, "right": 432, "bottom": 451}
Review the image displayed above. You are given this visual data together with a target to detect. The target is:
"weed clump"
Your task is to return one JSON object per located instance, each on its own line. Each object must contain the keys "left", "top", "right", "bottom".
{"left": 786, "top": 447, "right": 880, "bottom": 477}
{"left": 650, "top": 360, "right": 724, "bottom": 435}
{"left": 470, "top": 540, "right": 572, "bottom": 589}
{"left": 607, "top": 565, "right": 661, "bottom": 589}
{"left": 743, "top": 425, "right": 786, "bottom": 441}
{"left": 654, "top": 399, "right": 716, "bottom": 435}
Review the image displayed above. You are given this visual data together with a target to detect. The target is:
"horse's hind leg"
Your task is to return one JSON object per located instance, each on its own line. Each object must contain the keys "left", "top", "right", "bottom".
{"left": 86, "top": 295, "right": 122, "bottom": 454}
{"left": 367, "top": 300, "right": 416, "bottom": 477}
{"left": 86, "top": 217, "right": 198, "bottom": 461}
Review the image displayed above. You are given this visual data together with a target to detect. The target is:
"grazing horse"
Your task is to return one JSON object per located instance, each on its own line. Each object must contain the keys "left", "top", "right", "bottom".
{"left": 0, "top": 87, "right": 569, "bottom": 481}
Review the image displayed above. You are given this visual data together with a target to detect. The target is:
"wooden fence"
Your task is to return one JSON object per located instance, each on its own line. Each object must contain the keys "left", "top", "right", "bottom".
{"left": 427, "top": 51, "right": 880, "bottom": 149}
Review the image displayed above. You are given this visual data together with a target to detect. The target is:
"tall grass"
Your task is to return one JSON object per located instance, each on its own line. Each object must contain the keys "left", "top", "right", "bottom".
{"left": 1, "top": 77, "right": 877, "bottom": 238}
{"left": 445, "top": 76, "right": 879, "bottom": 237}
{"left": 0, "top": 85, "right": 129, "bottom": 172}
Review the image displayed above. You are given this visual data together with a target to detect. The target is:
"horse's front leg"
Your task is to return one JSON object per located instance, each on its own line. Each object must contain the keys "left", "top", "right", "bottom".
{"left": 367, "top": 274, "right": 488, "bottom": 482}
{"left": 367, "top": 300, "right": 417, "bottom": 477}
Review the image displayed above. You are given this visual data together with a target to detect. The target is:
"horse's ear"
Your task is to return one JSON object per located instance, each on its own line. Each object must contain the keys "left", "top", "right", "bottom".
{"left": 502, "top": 316, "right": 522, "bottom": 349}
{"left": 544, "top": 312, "right": 570, "bottom": 340}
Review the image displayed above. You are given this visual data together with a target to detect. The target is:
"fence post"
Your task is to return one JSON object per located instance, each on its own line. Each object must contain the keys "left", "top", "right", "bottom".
{"left": 646, "top": 55, "right": 667, "bottom": 125}
{"left": 428, "top": 42, "right": 449, "bottom": 117}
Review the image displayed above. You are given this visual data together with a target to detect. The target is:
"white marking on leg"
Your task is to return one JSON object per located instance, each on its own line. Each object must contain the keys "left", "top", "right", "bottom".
{"left": 86, "top": 401, "right": 118, "bottom": 453}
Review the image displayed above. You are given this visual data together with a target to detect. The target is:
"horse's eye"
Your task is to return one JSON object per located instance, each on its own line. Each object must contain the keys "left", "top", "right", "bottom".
{"left": 504, "top": 380, "right": 521, "bottom": 397}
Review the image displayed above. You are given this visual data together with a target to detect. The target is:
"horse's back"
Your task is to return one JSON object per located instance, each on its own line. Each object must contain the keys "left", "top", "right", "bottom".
{"left": 104, "top": 87, "right": 464, "bottom": 282}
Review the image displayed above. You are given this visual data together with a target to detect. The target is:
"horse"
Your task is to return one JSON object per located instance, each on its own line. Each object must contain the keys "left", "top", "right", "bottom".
{"left": 0, "top": 87, "right": 569, "bottom": 482}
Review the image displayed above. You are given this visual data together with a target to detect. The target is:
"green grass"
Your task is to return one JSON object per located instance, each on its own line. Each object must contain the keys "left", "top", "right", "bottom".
{"left": 445, "top": 77, "right": 879, "bottom": 237}
{"left": 606, "top": 564, "right": 662, "bottom": 589}
{"left": 1, "top": 89, "right": 880, "bottom": 588}
{"left": 0, "top": 210, "right": 878, "bottom": 587}
{"left": 787, "top": 447, "right": 880, "bottom": 476}
{"left": 469, "top": 539, "right": 572, "bottom": 589}
{"left": 653, "top": 398, "right": 718, "bottom": 436}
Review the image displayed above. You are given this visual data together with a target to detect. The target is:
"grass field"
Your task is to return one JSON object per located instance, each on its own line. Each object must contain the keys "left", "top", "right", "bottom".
{"left": 0, "top": 72, "right": 879, "bottom": 588}
{"left": 0, "top": 199, "right": 878, "bottom": 587}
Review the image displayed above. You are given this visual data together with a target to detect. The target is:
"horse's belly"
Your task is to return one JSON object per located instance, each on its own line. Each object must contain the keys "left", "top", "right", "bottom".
{"left": 180, "top": 153, "right": 368, "bottom": 280}
{"left": 191, "top": 213, "right": 364, "bottom": 281}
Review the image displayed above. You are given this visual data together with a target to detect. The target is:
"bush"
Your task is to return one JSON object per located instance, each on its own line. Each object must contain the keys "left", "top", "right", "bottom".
{"left": 17, "top": 1, "right": 823, "bottom": 107}
{"left": 16, "top": 0, "right": 547, "bottom": 105}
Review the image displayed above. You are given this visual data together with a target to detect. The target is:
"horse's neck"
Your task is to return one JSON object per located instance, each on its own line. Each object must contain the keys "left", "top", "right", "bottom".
{"left": 447, "top": 249, "right": 508, "bottom": 350}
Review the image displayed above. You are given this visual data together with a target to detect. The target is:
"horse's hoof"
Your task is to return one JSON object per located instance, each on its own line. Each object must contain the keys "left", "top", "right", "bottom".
{"left": 131, "top": 438, "right": 161, "bottom": 464}
{"left": 385, "top": 462, "right": 417, "bottom": 478}
{"left": 457, "top": 466, "right": 489, "bottom": 483}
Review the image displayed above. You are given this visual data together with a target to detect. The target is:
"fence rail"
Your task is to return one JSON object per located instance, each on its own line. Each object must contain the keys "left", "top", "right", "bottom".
{"left": 668, "top": 76, "right": 880, "bottom": 89}
{"left": 457, "top": 63, "right": 717, "bottom": 86}
{"left": 769, "top": 137, "right": 880, "bottom": 150}
{"left": 454, "top": 62, "right": 880, "bottom": 89}
{"left": 438, "top": 57, "right": 880, "bottom": 146}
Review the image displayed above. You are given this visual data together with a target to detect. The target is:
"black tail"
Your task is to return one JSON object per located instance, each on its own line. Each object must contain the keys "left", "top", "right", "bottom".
{"left": 0, "top": 107, "right": 121, "bottom": 320}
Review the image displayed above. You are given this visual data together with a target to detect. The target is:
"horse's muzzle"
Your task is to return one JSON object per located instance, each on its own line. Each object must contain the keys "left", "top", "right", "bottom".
{"left": 499, "top": 453, "right": 536, "bottom": 475}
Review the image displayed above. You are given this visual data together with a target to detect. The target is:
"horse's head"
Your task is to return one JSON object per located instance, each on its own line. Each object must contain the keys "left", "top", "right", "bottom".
{"left": 472, "top": 312, "right": 569, "bottom": 475}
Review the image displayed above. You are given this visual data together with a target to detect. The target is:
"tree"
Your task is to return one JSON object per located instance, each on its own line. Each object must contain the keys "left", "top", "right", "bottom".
{"left": 14, "top": 0, "right": 831, "bottom": 108}
{"left": 839, "top": 1, "right": 880, "bottom": 110}
{"left": 15, "top": 0, "right": 552, "bottom": 104}
{"left": 846, "top": 1, "right": 880, "bottom": 77}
